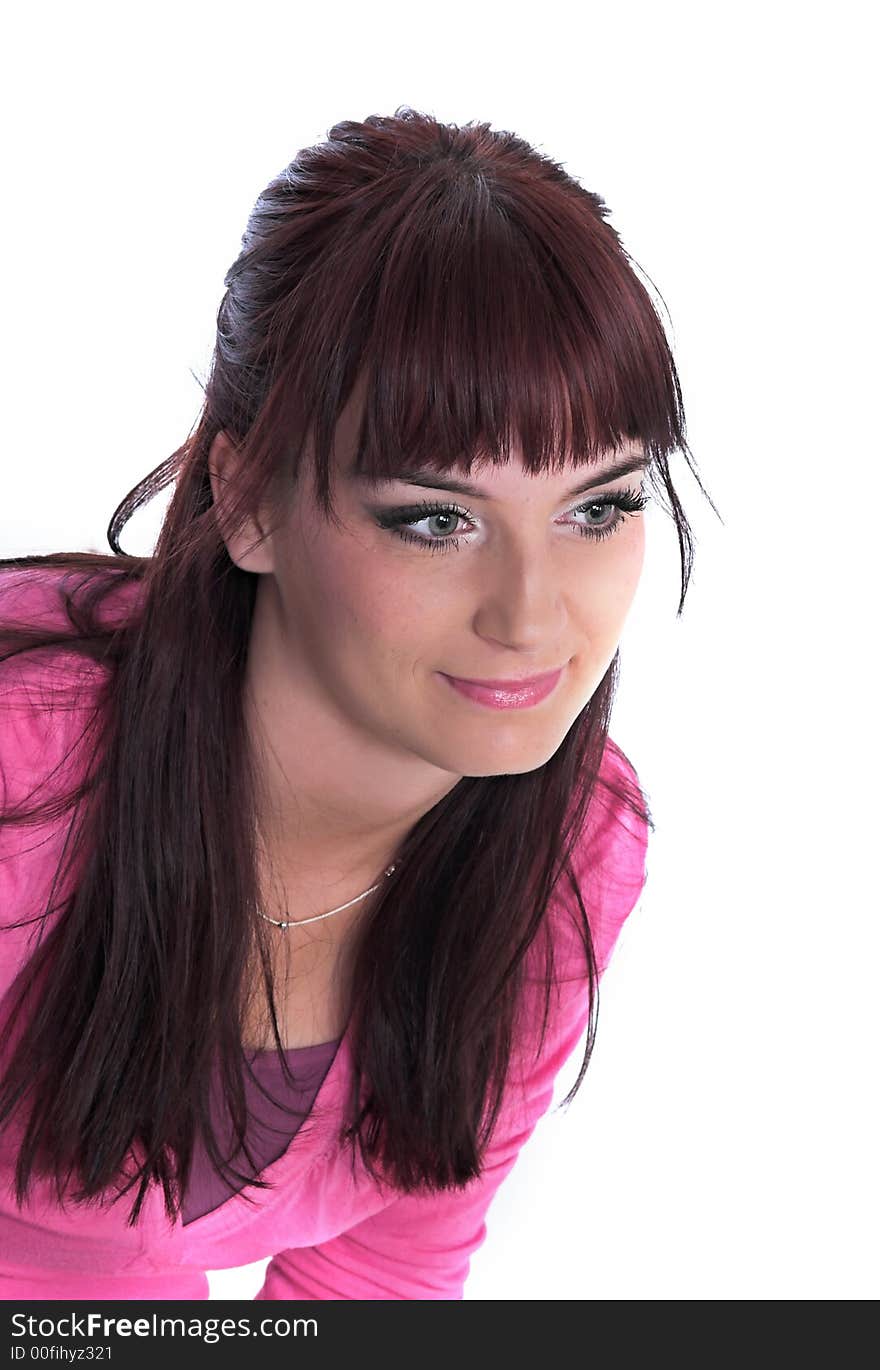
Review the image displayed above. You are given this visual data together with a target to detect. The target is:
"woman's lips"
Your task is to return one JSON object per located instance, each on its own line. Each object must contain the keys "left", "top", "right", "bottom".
{"left": 438, "top": 665, "right": 565, "bottom": 710}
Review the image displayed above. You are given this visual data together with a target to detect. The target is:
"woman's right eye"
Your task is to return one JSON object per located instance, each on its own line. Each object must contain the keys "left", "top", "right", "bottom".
{"left": 373, "top": 501, "right": 475, "bottom": 554}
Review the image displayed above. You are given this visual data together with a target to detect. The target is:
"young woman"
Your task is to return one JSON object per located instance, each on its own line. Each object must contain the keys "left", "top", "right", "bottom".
{"left": 0, "top": 107, "right": 714, "bottom": 1300}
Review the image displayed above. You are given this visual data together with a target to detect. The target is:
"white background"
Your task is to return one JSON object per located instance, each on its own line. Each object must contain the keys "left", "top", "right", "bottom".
{"left": 2, "top": 1, "right": 876, "bottom": 1299}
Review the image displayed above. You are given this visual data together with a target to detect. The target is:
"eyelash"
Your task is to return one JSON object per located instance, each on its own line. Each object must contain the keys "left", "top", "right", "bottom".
{"left": 374, "top": 486, "right": 650, "bottom": 555}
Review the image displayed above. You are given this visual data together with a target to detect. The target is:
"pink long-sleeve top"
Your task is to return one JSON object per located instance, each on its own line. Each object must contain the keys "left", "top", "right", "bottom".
{"left": 0, "top": 569, "right": 649, "bottom": 1300}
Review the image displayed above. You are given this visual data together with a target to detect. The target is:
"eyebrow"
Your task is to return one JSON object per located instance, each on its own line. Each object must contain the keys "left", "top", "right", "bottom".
{"left": 353, "top": 453, "right": 650, "bottom": 500}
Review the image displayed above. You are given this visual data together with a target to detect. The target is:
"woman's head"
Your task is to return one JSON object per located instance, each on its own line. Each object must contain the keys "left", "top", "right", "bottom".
{"left": 154, "top": 105, "right": 710, "bottom": 618}
{"left": 193, "top": 105, "right": 711, "bottom": 798}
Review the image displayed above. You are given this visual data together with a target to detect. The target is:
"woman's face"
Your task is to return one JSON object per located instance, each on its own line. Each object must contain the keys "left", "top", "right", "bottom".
{"left": 222, "top": 406, "right": 648, "bottom": 786}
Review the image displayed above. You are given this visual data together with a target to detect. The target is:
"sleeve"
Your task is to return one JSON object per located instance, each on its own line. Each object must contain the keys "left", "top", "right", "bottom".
{"left": 254, "top": 751, "right": 650, "bottom": 1301}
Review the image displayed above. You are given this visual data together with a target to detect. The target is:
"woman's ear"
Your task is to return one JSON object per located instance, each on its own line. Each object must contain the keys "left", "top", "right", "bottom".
{"left": 207, "top": 430, "right": 276, "bottom": 575}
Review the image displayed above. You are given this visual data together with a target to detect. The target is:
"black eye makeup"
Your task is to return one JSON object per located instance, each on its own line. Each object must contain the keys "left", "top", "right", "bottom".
{"left": 371, "top": 485, "right": 650, "bottom": 556}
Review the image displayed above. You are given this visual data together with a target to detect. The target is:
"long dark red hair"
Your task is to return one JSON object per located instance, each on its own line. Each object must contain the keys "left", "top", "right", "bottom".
{"left": 0, "top": 107, "right": 716, "bottom": 1226}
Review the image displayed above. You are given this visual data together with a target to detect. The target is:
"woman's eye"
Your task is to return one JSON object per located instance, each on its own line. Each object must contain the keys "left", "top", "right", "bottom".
{"left": 372, "top": 502, "right": 474, "bottom": 555}
{"left": 558, "top": 486, "right": 650, "bottom": 538}
{"left": 374, "top": 486, "right": 649, "bottom": 555}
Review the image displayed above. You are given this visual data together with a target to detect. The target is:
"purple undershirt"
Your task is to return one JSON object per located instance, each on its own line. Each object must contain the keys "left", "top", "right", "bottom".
{"left": 181, "top": 1038, "right": 341, "bottom": 1226}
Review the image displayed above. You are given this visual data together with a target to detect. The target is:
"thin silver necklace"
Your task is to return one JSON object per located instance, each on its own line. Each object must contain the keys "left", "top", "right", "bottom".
{"left": 257, "top": 861, "right": 401, "bottom": 932}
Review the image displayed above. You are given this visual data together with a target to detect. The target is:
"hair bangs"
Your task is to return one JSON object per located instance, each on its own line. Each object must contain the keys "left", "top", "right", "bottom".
{"left": 294, "top": 168, "right": 686, "bottom": 528}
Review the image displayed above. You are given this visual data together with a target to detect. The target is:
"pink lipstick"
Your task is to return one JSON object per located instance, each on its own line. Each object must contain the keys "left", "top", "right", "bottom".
{"left": 439, "top": 666, "right": 565, "bottom": 710}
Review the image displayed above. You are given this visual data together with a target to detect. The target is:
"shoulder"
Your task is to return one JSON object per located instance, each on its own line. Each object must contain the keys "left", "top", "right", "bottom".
{"left": 0, "top": 565, "right": 138, "bottom": 903}
{"left": 0, "top": 562, "right": 142, "bottom": 637}
{"left": 579, "top": 737, "right": 650, "bottom": 907}
{"left": 0, "top": 567, "right": 117, "bottom": 794}
{"left": 0, "top": 568, "right": 133, "bottom": 972}
{"left": 545, "top": 736, "right": 651, "bottom": 982}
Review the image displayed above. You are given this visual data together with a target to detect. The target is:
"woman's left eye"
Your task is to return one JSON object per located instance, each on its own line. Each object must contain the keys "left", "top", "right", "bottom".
{"left": 373, "top": 486, "right": 649, "bottom": 555}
